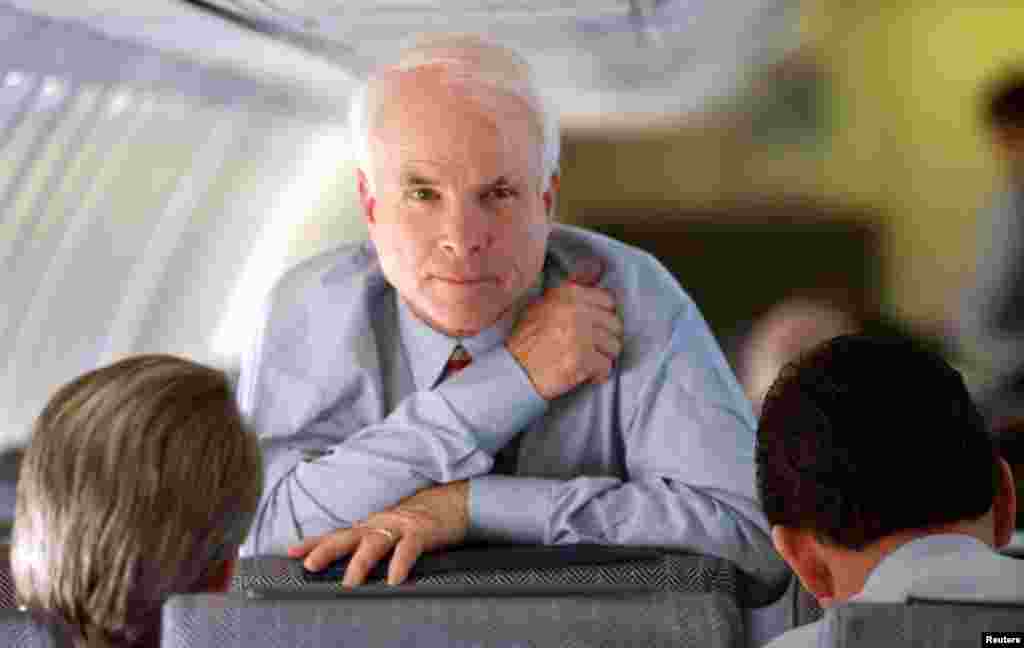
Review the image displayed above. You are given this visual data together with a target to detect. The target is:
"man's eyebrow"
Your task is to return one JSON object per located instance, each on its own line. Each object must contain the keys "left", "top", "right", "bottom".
{"left": 481, "top": 176, "right": 517, "bottom": 189}
{"left": 399, "top": 172, "right": 438, "bottom": 186}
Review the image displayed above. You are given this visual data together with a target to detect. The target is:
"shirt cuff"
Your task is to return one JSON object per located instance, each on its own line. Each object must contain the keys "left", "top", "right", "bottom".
{"left": 434, "top": 345, "right": 547, "bottom": 455}
{"left": 468, "top": 474, "right": 558, "bottom": 544}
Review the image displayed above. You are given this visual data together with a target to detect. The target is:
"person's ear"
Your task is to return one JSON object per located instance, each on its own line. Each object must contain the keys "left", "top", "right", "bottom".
{"left": 993, "top": 457, "right": 1017, "bottom": 549}
{"left": 772, "top": 525, "right": 837, "bottom": 608}
{"left": 357, "top": 169, "right": 377, "bottom": 225}
{"left": 542, "top": 173, "right": 560, "bottom": 216}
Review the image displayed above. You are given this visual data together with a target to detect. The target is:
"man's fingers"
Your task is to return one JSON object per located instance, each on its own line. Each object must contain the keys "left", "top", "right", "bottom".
{"left": 287, "top": 534, "right": 327, "bottom": 559}
{"left": 593, "top": 326, "right": 624, "bottom": 361}
{"left": 387, "top": 535, "right": 426, "bottom": 586}
{"left": 303, "top": 530, "right": 362, "bottom": 572}
{"left": 592, "top": 307, "right": 624, "bottom": 339}
{"left": 568, "top": 257, "right": 604, "bottom": 287}
{"left": 342, "top": 533, "right": 396, "bottom": 586}
{"left": 571, "top": 284, "right": 617, "bottom": 313}
{"left": 589, "top": 369, "right": 612, "bottom": 385}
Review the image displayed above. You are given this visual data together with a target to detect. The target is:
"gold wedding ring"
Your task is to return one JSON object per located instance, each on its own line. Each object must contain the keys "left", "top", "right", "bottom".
{"left": 364, "top": 526, "right": 398, "bottom": 543}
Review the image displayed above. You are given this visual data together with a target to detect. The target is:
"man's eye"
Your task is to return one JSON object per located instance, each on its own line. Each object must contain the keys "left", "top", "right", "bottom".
{"left": 409, "top": 188, "right": 439, "bottom": 201}
{"left": 485, "top": 187, "right": 517, "bottom": 201}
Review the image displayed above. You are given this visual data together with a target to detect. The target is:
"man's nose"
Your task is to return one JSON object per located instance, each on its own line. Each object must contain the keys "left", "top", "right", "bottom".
{"left": 439, "top": 198, "right": 493, "bottom": 258}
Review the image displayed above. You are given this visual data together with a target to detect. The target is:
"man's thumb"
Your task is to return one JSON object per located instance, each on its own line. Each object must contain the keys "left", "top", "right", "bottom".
{"left": 568, "top": 257, "right": 605, "bottom": 287}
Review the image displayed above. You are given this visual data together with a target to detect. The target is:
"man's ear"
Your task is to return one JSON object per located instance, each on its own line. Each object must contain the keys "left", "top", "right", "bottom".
{"left": 357, "top": 169, "right": 376, "bottom": 225}
{"left": 542, "top": 173, "right": 560, "bottom": 216}
{"left": 993, "top": 457, "right": 1017, "bottom": 549}
{"left": 772, "top": 525, "right": 837, "bottom": 608}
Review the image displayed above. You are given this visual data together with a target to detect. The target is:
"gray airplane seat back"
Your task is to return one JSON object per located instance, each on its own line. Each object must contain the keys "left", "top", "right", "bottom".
{"left": 794, "top": 578, "right": 824, "bottom": 626}
{"left": 164, "top": 545, "right": 761, "bottom": 647}
{"left": 163, "top": 589, "right": 742, "bottom": 648}
{"left": 822, "top": 599, "right": 1024, "bottom": 647}
{"left": 232, "top": 544, "right": 772, "bottom": 600}
{"left": 0, "top": 608, "right": 77, "bottom": 648}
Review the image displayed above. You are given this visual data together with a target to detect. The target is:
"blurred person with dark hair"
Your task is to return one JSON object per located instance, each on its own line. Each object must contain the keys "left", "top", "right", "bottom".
{"left": 757, "top": 335, "right": 1020, "bottom": 648}
{"left": 961, "top": 68, "right": 1024, "bottom": 420}
{"left": 11, "top": 355, "right": 263, "bottom": 648}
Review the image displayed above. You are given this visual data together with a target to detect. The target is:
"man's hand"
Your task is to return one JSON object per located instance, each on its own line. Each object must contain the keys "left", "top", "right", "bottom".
{"left": 506, "top": 257, "right": 624, "bottom": 400}
{"left": 288, "top": 480, "right": 469, "bottom": 586}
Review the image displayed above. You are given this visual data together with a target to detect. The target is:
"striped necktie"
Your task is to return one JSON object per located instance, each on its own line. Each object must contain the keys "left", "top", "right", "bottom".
{"left": 441, "top": 345, "right": 472, "bottom": 381}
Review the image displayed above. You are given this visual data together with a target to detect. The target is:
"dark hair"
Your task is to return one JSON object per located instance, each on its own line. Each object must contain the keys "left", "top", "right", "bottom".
{"left": 984, "top": 69, "right": 1024, "bottom": 131}
{"left": 756, "top": 335, "right": 998, "bottom": 550}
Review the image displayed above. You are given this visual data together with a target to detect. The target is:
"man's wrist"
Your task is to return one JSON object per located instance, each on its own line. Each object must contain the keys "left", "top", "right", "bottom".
{"left": 504, "top": 332, "right": 551, "bottom": 401}
{"left": 467, "top": 475, "right": 555, "bottom": 544}
{"left": 434, "top": 347, "right": 547, "bottom": 455}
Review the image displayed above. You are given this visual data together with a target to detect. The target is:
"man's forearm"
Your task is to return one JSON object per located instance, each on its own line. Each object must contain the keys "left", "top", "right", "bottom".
{"left": 244, "top": 349, "right": 546, "bottom": 555}
{"left": 468, "top": 473, "right": 787, "bottom": 588}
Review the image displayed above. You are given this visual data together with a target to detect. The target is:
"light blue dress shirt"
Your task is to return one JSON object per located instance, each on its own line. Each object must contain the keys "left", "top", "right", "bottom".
{"left": 766, "top": 534, "right": 1024, "bottom": 648}
{"left": 238, "top": 224, "right": 787, "bottom": 588}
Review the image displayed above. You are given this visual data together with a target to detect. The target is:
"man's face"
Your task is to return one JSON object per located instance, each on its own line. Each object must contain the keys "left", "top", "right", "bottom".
{"left": 361, "top": 68, "right": 553, "bottom": 338}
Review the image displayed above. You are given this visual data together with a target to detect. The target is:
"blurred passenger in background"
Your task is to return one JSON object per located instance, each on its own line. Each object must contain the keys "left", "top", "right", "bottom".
{"left": 737, "top": 296, "right": 859, "bottom": 417}
{"left": 11, "top": 355, "right": 262, "bottom": 648}
{"left": 239, "top": 33, "right": 786, "bottom": 594}
{"left": 757, "top": 336, "right": 1020, "bottom": 648}
{"left": 961, "top": 69, "right": 1024, "bottom": 424}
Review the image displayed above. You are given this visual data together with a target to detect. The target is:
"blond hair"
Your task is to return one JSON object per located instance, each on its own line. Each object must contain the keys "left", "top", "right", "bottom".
{"left": 12, "top": 354, "right": 262, "bottom": 647}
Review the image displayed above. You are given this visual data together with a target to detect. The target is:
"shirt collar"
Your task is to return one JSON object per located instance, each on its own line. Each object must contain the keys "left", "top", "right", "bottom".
{"left": 857, "top": 533, "right": 991, "bottom": 600}
{"left": 397, "top": 266, "right": 548, "bottom": 391}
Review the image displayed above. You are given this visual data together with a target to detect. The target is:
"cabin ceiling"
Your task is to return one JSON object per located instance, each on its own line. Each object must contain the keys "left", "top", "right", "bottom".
{"left": 9, "top": 0, "right": 800, "bottom": 128}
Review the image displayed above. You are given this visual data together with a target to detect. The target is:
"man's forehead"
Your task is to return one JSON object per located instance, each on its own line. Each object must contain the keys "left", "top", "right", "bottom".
{"left": 396, "top": 165, "right": 521, "bottom": 186}
{"left": 372, "top": 68, "right": 538, "bottom": 139}
{"left": 374, "top": 64, "right": 506, "bottom": 102}
{"left": 372, "top": 70, "right": 523, "bottom": 127}
{"left": 367, "top": 67, "right": 543, "bottom": 182}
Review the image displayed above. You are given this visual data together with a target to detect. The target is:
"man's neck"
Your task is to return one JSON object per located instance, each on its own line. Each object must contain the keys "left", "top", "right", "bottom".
{"left": 823, "top": 520, "right": 996, "bottom": 605}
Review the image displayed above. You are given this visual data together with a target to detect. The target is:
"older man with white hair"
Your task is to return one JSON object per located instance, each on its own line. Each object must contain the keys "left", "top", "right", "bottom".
{"left": 239, "top": 34, "right": 786, "bottom": 595}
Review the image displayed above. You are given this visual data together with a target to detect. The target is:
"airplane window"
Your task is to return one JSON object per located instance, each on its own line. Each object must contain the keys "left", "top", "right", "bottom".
{"left": 211, "top": 126, "right": 349, "bottom": 360}
{"left": 2, "top": 85, "right": 101, "bottom": 269}
{"left": 0, "top": 6, "right": 355, "bottom": 452}
{"left": 0, "top": 84, "right": 106, "bottom": 361}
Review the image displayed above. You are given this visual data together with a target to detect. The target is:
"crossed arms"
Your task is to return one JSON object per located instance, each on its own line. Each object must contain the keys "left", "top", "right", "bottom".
{"left": 240, "top": 253, "right": 785, "bottom": 588}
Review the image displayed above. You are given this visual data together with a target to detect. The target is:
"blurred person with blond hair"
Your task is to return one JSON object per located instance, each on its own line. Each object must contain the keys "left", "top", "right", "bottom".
{"left": 239, "top": 32, "right": 786, "bottom": 599}
{"left": 11, "top": 354, "right": 263, "bottom": 648}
